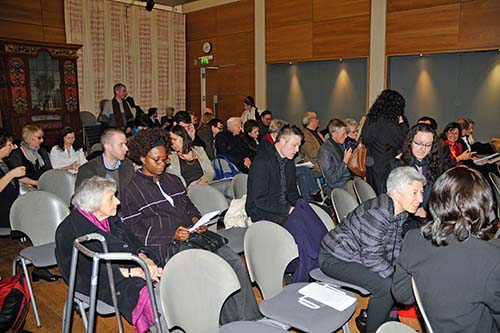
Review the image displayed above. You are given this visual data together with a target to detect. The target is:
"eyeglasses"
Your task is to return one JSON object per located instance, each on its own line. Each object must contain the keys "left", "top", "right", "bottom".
{"left": 146, "top": 155, "right": 170, "bottom": 164}
{"left": 34, "top": 135, "right": 44, "bottom": 140}
{"left": 412, "top": 141, "right": 432, "bottom": 149}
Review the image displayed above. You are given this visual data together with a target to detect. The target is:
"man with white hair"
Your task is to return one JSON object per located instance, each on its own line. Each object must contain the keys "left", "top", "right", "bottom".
{"left": 214, "top": 117, "right": 251, "bottom": 172}
{"left": 319, "top": 166, "right": 426, "bottom": 332}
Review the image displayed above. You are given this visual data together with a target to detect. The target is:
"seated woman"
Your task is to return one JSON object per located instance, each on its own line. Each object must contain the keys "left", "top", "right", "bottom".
{"left": 8, "top": 124, "right": 52, "bottom": 189}
{"left": 392, "top": 166, "right": 500, "bottom": 333}
{"left": 319, "top": 167, "right": 426, "bottom": 332}
{"left": 121, "top": 128, "right": 261, "bottom": 324}
{"left": 441, "top": 122, "right": 474, "bottom": 165}
{"left": 0, "top": 128, "right": 26, "bottom": 228}
{"left": 55, "top": 176, "right": 164, "bottom": 333}
{"left": 343, "top": 117, "right": 359, "bottom": 151}
{"left": 241, "top": 119, "right": 259, "bottom": 160}
{"left": 166, "top": 125, "right": 215, "bottom": 186}
{"left": 50, "top": 127, "right": 87, "bottom": 174}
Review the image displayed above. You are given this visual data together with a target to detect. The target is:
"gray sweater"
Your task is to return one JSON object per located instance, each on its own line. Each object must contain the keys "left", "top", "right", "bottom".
{"left": 321, "top": 194, "right": 408, "bottom": 278}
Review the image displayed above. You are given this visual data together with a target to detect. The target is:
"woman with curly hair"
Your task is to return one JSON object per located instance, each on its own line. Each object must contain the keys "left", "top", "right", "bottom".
{"left": 361, "top": 89, "right": 409, "bottom": 194}
{"left": 392, "top": 166, "right": 500, "bottom": 333}
{"left": 166, "top": 125, "right": 214, "bottom": 186}
{"left": 121, "top": 127, "right": 261, "bottom": 324}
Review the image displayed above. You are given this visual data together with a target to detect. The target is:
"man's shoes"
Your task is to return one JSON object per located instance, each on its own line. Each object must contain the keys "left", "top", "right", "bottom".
{"left": 31, "top": 268, "right": 62, "bottom": 282}
{"left": 355, "top": 308, "right": 368, "bottom": 332}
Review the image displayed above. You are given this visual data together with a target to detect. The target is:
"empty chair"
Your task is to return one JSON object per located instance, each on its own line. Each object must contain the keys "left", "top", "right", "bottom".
{"left": 80, "top": 111, "right": 97, "bottom": 127}
{"left": 376, "top": 322, "right": 417, "bottom": 333}
{"left": 353, "top": 177, "right": 377, "bottom": 203}
{"left": 244, "top": 221, "right": 357, "bottom": 333}
{"left": 331, "top": 188, "right": 359, "bottom": 222}
{"left": 412, "top": 277, "right": 434, "bottom": 333}
{"left": 308, "top": 202, "right": 335, "bottom": 231}
{"left": 209, "top": 178, "right": 233, "bottom": 201}
{"left": 10, "top": 191, "right": 70, "bottom": 327}
{"left": 231, "top": 173, "right": 248, "bottom": 199}
{"left": 38, "top": 169, "right": 76, "bottom": 206}
{"left": 160, "top": 249, "right": 286, "bottom": 333}
{"left": 188, "top": 183, "right": 229, "bottom": 215}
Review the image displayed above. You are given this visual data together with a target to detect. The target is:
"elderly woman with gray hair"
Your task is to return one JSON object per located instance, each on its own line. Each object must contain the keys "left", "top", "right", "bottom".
{"left": 55, "top": 176, "right": 164, "bottom": 333}
{"left": 319, "top": 166, "right": 426, "bottom": 332}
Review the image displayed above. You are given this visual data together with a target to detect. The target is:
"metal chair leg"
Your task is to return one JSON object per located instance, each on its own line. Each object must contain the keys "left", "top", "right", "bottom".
{"left": 18, "top": 257, "right": 42, "bottom": 328}
{"left": 342, "top": 322, "right": 351, "bottom": 333}
{"left": 75, "top": 298, "right": 89, "bottom": 330}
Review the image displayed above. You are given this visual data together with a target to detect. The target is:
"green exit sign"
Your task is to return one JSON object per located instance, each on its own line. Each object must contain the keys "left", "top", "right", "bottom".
{"left": 198, "top": 55, "right": 213, "bottom": 65}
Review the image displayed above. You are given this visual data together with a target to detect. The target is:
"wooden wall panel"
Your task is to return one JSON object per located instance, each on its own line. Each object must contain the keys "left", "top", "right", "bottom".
{"left": 265, "top": 0, "right": 312, "bottom": 29}
{"left": 216, "top": 0, "right": 253, "bottom": 36}
{"left": 313, "top": 0, "right": 370, "bottom": 22}
{"left": 0, "top": 0, "right": 65, "bottom": 43}
{"left": 216, "top": 64, "right": 254, "bottom": 95}
{"left": 266, "top": 23, "right": 313, "bottom": 62}
{"left": 387, "top": 0, "right": 459, "bottom": 12}
{"left": 313, "top": 15, "right": 370, "bottom": 59}
{"left": 186, "top": 7, "right": 217, "bottom": 41}
{"left": 386, "top": 4, "right": 460, "bottom": 55}
{"left": 216, "top": 31, "right": 254, "bottom": 65}
{"left": 458, "top": 0, "right": 500, "bottom": 50}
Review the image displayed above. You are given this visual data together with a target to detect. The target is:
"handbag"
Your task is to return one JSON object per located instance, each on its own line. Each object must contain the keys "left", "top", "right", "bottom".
{"left": 347, "top": 139, "right": 367, "bottom": 177}
{"left": 174, "top": 230, "right": 228, "bottom": 253}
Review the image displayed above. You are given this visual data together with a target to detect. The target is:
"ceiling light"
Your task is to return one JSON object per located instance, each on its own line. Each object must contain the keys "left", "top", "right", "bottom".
{"left": 145, "top": 0, "right": 154, "bottom": 11}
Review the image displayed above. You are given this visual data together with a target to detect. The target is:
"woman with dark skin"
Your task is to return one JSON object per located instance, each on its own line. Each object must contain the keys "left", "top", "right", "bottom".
{"left": 121, "top": 128, "right": 261, "bottom": 324}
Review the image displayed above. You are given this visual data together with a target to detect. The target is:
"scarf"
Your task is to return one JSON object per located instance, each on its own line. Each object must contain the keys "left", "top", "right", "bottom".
{"left": 77, "top": 207, "right": 111, "bottom": 233}
{"left": 112, "top": 98, "right": 133, "bottom": 129}
{"left": 21, "top": 141, "right": 44, "bottom": 168}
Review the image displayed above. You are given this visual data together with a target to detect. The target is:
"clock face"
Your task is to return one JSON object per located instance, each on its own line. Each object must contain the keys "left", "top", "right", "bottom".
{"left": 202, "top": 42, "right": 212, "bottom": 54}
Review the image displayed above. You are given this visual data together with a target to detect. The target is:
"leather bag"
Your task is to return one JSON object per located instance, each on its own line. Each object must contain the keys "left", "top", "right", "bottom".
{"left": 347, "top": 140, "right": 367, "bottom": 177}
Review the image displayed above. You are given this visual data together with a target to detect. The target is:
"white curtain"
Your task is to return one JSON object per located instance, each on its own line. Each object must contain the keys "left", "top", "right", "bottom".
{"left": 64, "top": 0, "right": 186, "bottom": 116}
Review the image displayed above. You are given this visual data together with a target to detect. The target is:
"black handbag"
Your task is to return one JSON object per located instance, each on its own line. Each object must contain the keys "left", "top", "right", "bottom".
{"left": 174, "top": 230, "right": 228, "bottom": 253}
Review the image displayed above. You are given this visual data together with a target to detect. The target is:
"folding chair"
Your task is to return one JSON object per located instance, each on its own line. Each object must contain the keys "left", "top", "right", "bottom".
{"left": 38, "top": 169, "right": 76, "bottom": 206}
{"left": 353, "top": 177, "right": 377, "bottom": 203}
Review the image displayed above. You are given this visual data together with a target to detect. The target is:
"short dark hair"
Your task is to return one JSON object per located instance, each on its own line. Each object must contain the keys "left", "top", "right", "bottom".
{"left": 208, "top": 118, "right": 222, "bottom": 129}
{"left": 441, "top": 122, "right": 462, "bottom": 141}
{"left": 244, "top": 119, "right": 259, "bottom": 135}
{"left": 275, "top": 124, "right": 303, "bottom": 142}
{"left": 0, "top": 128, "right": 12, "bottom": 148}
{"left": 260, "top": 110, "right": 272, "bottom": 118}
{"left": 148, "top": 107, "right": 158, "bottom": 117}
{"left": 169, "top": 125, "right": 193, "bottom": 154}
{"left": 173, "top": 111, "right": 191, "bottom": 124}
{"left": 422, "top": 166, "right": 494, "bottom": 246}
{"left": 134, "top": 112, "right": 150, "bottom": 128}
{"left": 417, "top": 116, "right": 438, "bottom": 131}
{"left": 56, "top": 127, "right": 82, "bottom": 151}
{"left": 127, "top": 127, "right": 169, "bottom": 164}
{"left": 113, "top": 83, "right": 125, "bottom": 94}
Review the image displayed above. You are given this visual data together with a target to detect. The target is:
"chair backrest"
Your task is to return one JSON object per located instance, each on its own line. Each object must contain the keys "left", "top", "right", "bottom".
{"left": 346, "top": 179, "right": 357, "bottom": 200}
{"left": 376, "top": 322, "right": 417, "bottom": 333}
{"left": 187, "top": 184, "right": 229, "bottom": 215}
{"left": 411, "top": 277, "right": 434, "bottom": 333}
{"left": 90, "top": 143, "right": 103, "bottom": 154}
{"left": 10, "top": 191, "right": 70, "bottom": 246}
{"left": 353, "top": 177, "right": 377, "bottom": 203}
{"left": 38, "top": 169, "right": 76, "bottom": 206}
{"left": 160, "top": 249, "right": 240, "bottom": 333}
{"left": 331, "top": 188, "right": 359, "bottom": 223}
{"left": 231, "top": 173, "right": 248, "bottom": 199}
{"left": 244, "top": 221, "right": 299, "bottom": 299}
{"left": 489, "top": 172, "right": 500, "bottom": 219}
{"left": 80, "top": 111, "right": 97, "bottom": 127}
{"left": 309, "top": 203, "right": 335, "bottom": 231}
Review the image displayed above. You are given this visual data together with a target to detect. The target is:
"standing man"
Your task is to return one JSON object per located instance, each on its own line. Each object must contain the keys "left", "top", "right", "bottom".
{"left": 317, "top": 119, "right": 353, "bottom": 194}
{"left": 101, "top": 83, "right": 135, "bottom": 129}
{"left": 246, "top": 125, "right": 302, "bottom": 225}
{"left": 76, "top": 128, "right": 134, "bottom": 201}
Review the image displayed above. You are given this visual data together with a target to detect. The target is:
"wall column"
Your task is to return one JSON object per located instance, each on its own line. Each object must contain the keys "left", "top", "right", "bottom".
{"left": 368, "top": 0, "right": 387, "bottom": 108}
{"left": 254, "top": 0, "right": 266, "bottom": 109}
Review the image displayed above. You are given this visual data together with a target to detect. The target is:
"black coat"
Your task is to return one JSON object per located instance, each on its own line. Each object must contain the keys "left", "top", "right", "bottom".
{"left": 214, "top": 130, "right": 250, "bottom": 172}
{"left": 55, "top": 210, "right": 160, "bottom": 322}
{"left": 7, "top": 146, "right": 52, "bottom": 181}
{"left": 246, "top": 147, "right": 300, "bottom": 225}
{"left": 0, "top": 163, "right": 19, "bottom": 228}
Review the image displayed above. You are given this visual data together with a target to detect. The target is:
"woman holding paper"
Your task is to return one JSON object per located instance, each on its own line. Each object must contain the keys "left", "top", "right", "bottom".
{"left": 121, "top": 128, "right": 261, "bottom": 324}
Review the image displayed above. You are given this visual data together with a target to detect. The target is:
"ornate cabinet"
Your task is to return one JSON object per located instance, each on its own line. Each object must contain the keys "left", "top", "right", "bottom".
{"left": 0, "top": 40, "right": 82, "bottom": 146}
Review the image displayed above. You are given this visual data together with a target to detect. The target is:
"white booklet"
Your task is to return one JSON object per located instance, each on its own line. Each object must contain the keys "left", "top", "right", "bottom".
{"left": 295, "top": 161, "right": 314, "bottom": 168}
{"left": 298, "top": 282, "right": 356, "bottom": 311}
{"left": 474, "top": 152, "right": 499, "bottom": 165}
{"left": 189, "top": 210, "right": 220, "bottom": 233}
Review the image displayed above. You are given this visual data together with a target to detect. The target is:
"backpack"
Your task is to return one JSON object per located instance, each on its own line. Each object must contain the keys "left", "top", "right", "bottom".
{"left": 213, "top": 155, "right": 240, "bottom": 180}
{"left": 0, "top": 274, "right": 31, "bottom": 332}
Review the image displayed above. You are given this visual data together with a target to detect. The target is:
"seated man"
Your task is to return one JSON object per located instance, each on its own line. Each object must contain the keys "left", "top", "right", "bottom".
{"left": 198, "top": 118, "right": 223, "bottom": 160}
{"left": 300, "top": 111, "right": 325, "bottom": 174}
{"left": 246, "top": 125, "right": 302, "bottom": 225}
{"left": 214, "top": 117, "right": 251, "bottom": 173}
{"left": 456, "top": 117, "right": 495, "bottom": 155}
{"left": 317, "top": 119, "right": 353, "bottom": 193}
{"left": 76, "top": 128, "right": 134, "bottom": 201}
{"left": 257, "top": 110, "right": 272, "bottom": 141}
{"left": 172, "top": 111, "right": 206, "bottom": 149}
{"left": 319, "top": 167, "right": 426, "bottom": 332}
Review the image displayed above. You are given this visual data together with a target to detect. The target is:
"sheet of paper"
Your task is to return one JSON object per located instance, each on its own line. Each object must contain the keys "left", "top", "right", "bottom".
{"left": 295, "top": 161, "right": 314, "bottom": 168}
{"left": 189, "top": 210, "right": 220, "bottom": 233}
{"left": 298, "top": 282, "right": 356, "bottom": 311}
{"left": 474, "top": 152, "right": 499, "bottom": 164}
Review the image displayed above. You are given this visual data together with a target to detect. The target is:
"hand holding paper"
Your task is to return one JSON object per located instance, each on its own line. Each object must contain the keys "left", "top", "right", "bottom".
{"left": 189, "top": 210, "right": 220, "bottom": 233}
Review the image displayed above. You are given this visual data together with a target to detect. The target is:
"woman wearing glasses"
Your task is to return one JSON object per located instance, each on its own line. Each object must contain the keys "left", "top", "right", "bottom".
{"left": 386, "top": 123, "right": 442, "bottom": 221}
{"left": 121, "top": 127, "right": 261, "bottom": 324}
{"left": 7, "top": 124, "right": 52, "bottom": 189}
